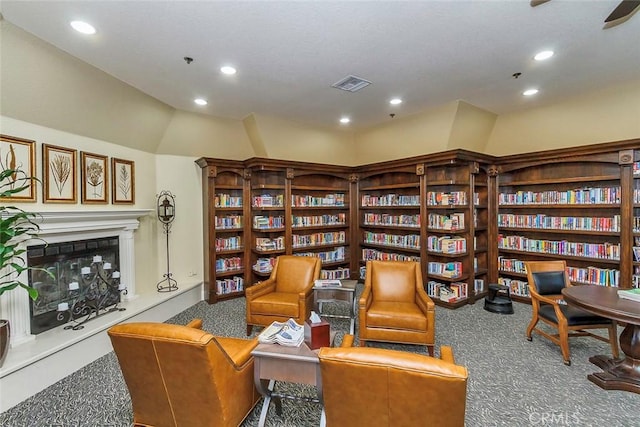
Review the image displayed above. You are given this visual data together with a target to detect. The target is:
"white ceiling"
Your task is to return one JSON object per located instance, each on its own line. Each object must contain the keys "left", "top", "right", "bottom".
{"left": 1, "top": 1, "right": 639, "bottom": 131}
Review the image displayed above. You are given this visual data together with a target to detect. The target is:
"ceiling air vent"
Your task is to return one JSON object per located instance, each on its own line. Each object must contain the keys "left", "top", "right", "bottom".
{"left": 331, "top": 75, "right": 372, "bottom": 92}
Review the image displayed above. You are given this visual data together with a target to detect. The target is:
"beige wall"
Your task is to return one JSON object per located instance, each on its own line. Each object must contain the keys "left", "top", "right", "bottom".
{"left": 485, "top": 79, "right": 640, "bottom": 155}
{"left": 448, "top": 101, "right": 497, "bottom": 152}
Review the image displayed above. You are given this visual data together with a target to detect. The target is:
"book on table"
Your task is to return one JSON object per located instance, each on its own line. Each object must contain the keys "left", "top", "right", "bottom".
{"left": 618, "top": 288, "right": 640, "bottom": 302}
{"left": 258, "top": 319, "right": 305, "bottom": 346}
{"left": 314, "top": 279, "right": 342, "bottom": 288}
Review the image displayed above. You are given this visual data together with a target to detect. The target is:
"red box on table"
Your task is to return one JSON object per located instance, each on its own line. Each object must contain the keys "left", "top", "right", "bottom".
{"left": 304, "top": 319, "right": 330, "bottom": 350}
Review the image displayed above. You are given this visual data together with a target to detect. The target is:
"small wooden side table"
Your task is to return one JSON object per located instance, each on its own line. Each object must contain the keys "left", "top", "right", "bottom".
{"left": 313, "top": 279, "right": 358, "bottom": 334}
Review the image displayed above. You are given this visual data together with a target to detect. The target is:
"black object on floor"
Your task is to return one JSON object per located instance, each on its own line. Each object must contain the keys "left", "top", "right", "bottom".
{"left": 484, "top": 283, "right": 514, "bottom": 314}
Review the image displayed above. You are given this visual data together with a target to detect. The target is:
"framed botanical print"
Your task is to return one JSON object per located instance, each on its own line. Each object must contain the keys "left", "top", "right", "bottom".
{"left": 43, "top": 144, "right": 77, "bottom": 203}
{"left": 0, "top": 134, "right": 37, "bottom": 202}
{"left": 112, "top": 157, "right": 135, "bottom": 204}
{"left": 80, "top": 151, "right": 108, "bottom": 204}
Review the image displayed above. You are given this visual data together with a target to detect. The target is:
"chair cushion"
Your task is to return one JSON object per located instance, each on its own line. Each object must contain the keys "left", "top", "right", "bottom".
{"left": 532, "top": 271, "right": 566, "bottom": 295}
{"left": 366, "top": 301, "right": 427, "bottom": 331}
{"left": 248, "top": 292, "right": 300, "bottom": 317}
{"left": 539, "top": 304, "right": 613, "bottom": 326}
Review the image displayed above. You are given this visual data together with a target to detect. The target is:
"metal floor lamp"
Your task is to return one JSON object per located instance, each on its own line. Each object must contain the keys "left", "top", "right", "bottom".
{"left": 156, "top": 190, "right": 178, "bottom": 292}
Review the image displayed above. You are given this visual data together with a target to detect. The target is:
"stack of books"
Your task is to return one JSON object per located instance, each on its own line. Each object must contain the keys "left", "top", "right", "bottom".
{"left": 618, "top": 288, "right": 640, "bottom": 303}
{"left": 258, "top": 319, "right": 305, "bottom": 346}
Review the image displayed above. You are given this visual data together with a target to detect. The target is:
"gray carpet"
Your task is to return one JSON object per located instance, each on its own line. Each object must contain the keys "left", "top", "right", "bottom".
{"left": 2, "top": 286, "right": 639, "bottom": 426}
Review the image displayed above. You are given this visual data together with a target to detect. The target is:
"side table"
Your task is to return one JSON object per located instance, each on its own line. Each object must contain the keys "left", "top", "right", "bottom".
{"left": 313, "top": 279, "right": 358, "bottom": 334}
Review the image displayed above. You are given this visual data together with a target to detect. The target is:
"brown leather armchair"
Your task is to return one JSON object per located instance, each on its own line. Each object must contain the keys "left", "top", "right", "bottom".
{"left": 359, "top": 260, "right": 436, "bottom": 355}
{"left": 318, "top": 334, "right": 468, "bottom": 427}
{"left": 108, "top": 319, "right": 260, "bottom": 427}
{"left": 525, "top": 260, "right": 619, "bottom": 366}
{"left": 245, "top": 255, "right": 321, "bottom": 335}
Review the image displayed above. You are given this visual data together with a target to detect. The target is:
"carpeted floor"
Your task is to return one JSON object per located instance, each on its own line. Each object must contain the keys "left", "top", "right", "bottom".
{"left": 1, "top": 286, "right": 639, "bottom": 426}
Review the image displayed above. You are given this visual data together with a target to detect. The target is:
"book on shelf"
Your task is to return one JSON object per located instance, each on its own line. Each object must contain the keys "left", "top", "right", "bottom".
{"left": 618, "top": 288, "right": 640, "bottom": 303}
{"left": 314, "top": 279, "right": 342, "bottom": 288}
{"left": 257, "top": 319, "right": 305, "bottom": 346}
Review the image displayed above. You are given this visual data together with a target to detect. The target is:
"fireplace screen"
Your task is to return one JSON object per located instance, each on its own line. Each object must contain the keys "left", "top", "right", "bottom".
{"left": 28, "top": 236, "right": 121, "bottom": 334}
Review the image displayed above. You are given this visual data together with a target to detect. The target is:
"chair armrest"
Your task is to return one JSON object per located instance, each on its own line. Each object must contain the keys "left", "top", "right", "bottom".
{"left": 439, "top": 345, "right": 455, "bottom": 363}
{"left": 245, "top": 278, "right": 277, "bottom": 298}
{"left": 535, "top": 293, "right": 564, "bottom": 305}
{"left": 186, "top": 318, "right": 203, "bottom": 329}
{"left": 340, "top": 334, "right": 355, "bottom": 348}
{"left": 359, "top": 285, "right": 372, "bottom": 310}
{"left": 416, "top": 287, "right": 435, "bottom": 313}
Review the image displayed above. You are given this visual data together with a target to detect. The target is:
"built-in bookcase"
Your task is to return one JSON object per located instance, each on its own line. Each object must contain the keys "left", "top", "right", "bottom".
{"left": 632, "top": 158, "right": 640, "bottom": 288}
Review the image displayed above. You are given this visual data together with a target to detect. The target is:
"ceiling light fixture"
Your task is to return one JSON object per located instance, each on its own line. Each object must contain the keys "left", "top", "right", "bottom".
{"left": 523, "top": 89, "right": 539, "bottom": 96}
{"left": 389, "top": 98, "right": 403, "bottom": 105}
{"left": 70, "top": 21, "right": 96, "bottom": 35}
{"left": 220, "top": 66, "right": 237, "bottom": 75}
{"left": 340, "top": 117, "right": 350, "bottom": 124}
{"left": 534, "top": 50, "right": 554, "bottom": 61}
{"left": 194, "top": 98, "right": 208, "bottom": 106}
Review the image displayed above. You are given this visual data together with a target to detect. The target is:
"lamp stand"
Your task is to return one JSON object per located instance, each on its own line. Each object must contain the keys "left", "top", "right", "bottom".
{"left": 156, "top": 190, "right": 178, "bottom": 292}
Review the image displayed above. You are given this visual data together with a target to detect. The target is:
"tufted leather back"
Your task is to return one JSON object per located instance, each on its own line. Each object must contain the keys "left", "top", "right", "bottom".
{"left": 272, "top": 255, "right": 321, "bottom": 294}
{"left": 108, "top": 322, "right": 258, "bottom": 427}
{"left": 369, "top": 260, "right": 420, "bottom": 303}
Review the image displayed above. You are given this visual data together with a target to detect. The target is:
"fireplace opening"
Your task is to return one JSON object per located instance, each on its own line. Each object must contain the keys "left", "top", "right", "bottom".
{"left": 28, "top": 236, "right": 121, "bottom": 334}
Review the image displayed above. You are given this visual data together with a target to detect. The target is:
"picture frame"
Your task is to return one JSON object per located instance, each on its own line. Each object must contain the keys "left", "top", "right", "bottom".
{"left": 80, "top": 151, "right": 108, "bottom": 204}
{"left": 111, "top": 157, "right": 135, "bottom": 204}
{"left": 0, "top": 134, "right": 37, "bottom": 202}
{"left": 43, "top": 144, "right": 77, "bottom": 203}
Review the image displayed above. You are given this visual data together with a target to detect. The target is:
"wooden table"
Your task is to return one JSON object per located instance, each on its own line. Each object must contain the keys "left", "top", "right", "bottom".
{"left": 252, "top": 332, "right": 335, "bottom": 426}
{"left": 313, "top": 279, "right": 358, "bottom": 334}
{"left": 562, "top": 285, "right": 640, "bottom": 394}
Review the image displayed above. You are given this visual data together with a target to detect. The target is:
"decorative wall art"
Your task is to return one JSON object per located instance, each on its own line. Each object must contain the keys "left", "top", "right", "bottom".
{"left": 111, "top": 158, "right": 135, "bottom": 204}
{"left": 0, "top": 134, "right": 37, "bottom": 202}
{"left": 43, "top": 144, "right": 77, "bottom": 203}
{"left": 80, "top": 151, "right": 108, "bottom": 204}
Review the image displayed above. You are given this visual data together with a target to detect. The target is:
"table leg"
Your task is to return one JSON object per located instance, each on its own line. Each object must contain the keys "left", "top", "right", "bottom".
{"left": 588, "top": 323, "right": 640, "bottom": 394}
{"left": 350, "top": 293, "right": 357, "bottom": 335}
{"left": 257, "top": 379, "right": 281, "bottom": 427}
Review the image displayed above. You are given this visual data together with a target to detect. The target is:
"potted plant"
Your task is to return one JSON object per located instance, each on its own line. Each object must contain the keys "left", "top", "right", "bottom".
{"left": 0, "top": 167, "right": 41, "bottom": 367}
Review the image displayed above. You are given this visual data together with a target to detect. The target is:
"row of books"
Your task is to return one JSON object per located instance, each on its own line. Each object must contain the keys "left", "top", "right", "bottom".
{"left": 428, "top": 261, "right": 463, "bottom": 278}
{"left": 253, "top": 257, "right": 276, "bottom": 273}
{"left": 427, "top": 236, "right": 467, "bottom": 254}
{"left": 216, "top": 276, "right": 244, "bottom": 295}
{"left": 215, "top": 236, "right": 242, "bottom": 252}
{"left": 292, "top": 231, "right": 346, "bottom": 248}
{"left": 567, "top": 266, "right": 619, "bottom": 287}
{"left": 497, "top": 214, "right": 621, "bottom": 232}
{"left": 362, "top": 231, "right": 420, "bottom": 249}
{"left": 362, "top": 213, "right": 420, "bottom": 228}
{"left": 498, "top": 186, "right": 621, "bottom": 205}
{"left": 252, "top": 194, "right": 284, "bottom": 208}
{"left": 361, "top": 249, "right": 420, "bottom": 263}
{"left": 214, "top": 193, "right": 242, "bottom": 208}
{"left": 215, "top": 214, "right": 242, "bottom": 229}
{"left": 498, "top": 277, "right": 529, "bottom": 297}
{"left": 291, "top": 213, "right": 347, "bottom": 228}
{"left": 320, "top": 267, "right": 350, "bottom": 280}
{"left": 215, "top": 257, "right": 242, "bottom": 273}
{"left": 292, "top": 193, "right": 345, "bottom": 207}
{"left": 294, "top": 247, "right": 346, "bottom": 264}
{"left": 361, "top": 194, "right": 420, "bottom": 207}
{"left": 635, "top": 216, "right": 640, "bottom": 233}
{"left": 634, "top": 189, "right": 640, "bottom": 203}
{"left": 497, "top": 234, "right": 620, "bottom": 260}
{"left": 428, "top": 212, "right": 465, "bottom": 230}
{"left": 426, "top": 281, "right": 468, "bottom": 302}
{"left": 498, "top": 256, "right": 527, "bottom": 274}
{"left": 253, "top": 215, "right": 285, "bottom": 229}
{"left": 256, "top": 237, "right": 285, "bottom": 251}
{"left": 634, "top": 161, "right": 640, "bottom": 176}
{"left": 426, "top": 191, "right": 467, "bottom": 206}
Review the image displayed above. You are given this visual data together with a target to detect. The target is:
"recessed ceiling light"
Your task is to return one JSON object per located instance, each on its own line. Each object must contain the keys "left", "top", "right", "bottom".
{"left": 194, "top": 98, "right": 208, "bottom": 106}
{"left": 534, "top": 50, "right": 554, "bottom": 61}
{"left": 340, "top": 117, "right": 350, "bottom": 124}
{"left": 220, "top": 66, "right": 237, "bottom": 75}
{"left": 70, "top": 21, "right": 96, "bottom": 35}
{"left": 389, "top": 98, "right": 403, "bottom": 105}
{"left": 523, "top": 89, "right": 539, "bottom": 96}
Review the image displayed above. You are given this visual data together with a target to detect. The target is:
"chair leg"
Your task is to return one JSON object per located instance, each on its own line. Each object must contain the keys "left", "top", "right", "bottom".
{"left": 526, "top": 317, "right": 538, "bottom": 341}
{"left": 246, "top": 324, "right": 253, "bottom": 336}
{"left": 558, "top": 323, "right": 571, "bottom": 366}
{"left": 608, "top": 322, "right": 620, "bottom": 359}
{"left": 359, "top": 339, "right": 366, "bottom": 347}
{"left": 427, "top": 345, "right": 434, "bottom": 357}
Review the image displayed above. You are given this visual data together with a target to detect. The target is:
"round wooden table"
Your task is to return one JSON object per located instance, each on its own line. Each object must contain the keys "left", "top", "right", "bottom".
{"left": 562, "top": 285, "right": 640, "bottom": 394}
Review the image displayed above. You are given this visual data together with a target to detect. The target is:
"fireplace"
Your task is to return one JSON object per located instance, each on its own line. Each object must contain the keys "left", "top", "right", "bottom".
{"left": 28, "top": 236, "right": 122, "bottom": 334}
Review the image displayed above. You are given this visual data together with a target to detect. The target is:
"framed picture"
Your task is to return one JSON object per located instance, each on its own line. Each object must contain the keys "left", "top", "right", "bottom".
{"left": 43, "top": 144, "right": 77, "bottom": 203}
{"left": 112, "top": 157, "right": 135, "bottom": 204}
{"left": 0, "top": 134, "right": 37, "bottom": 202}
{"left": 80, "top": 151, "right": 108, "bottom": 204}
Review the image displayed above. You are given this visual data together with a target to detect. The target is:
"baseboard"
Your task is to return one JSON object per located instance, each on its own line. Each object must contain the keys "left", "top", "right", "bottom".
{"left": 0, "top": 282, "right": 203, "bottom": 412}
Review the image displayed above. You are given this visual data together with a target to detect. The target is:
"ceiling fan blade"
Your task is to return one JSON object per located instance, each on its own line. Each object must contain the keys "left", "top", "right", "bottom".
{"left": 605, "top": 0, "right": 640, "bottom": 22}
{"left": 530, "top": 0, "right": 551, "bottom": 6}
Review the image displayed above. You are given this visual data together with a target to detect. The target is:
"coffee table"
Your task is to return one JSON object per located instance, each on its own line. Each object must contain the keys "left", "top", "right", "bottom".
{"left": 252, "top": 332, "right": 336, "bottom": 426}
{"left": 313, "top": 279, "right": 358, "bottom": 334}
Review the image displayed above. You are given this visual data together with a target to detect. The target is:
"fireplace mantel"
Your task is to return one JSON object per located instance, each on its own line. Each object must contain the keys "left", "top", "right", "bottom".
{"left": 0, "top": 209, "right": 152, "bottom": 347}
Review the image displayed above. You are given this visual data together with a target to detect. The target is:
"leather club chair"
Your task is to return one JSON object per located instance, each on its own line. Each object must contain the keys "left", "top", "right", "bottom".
{"left": 318, "top": 334, "right": 468, "bottom": 427}
{"left": 359, "top": 260, "right": 436, "bottom": 355}
{"left": 108, "top": 319, "right": 260, "bottom": 427}
{"left": 245, "top": 255, "right": 321, "bottom": 335}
